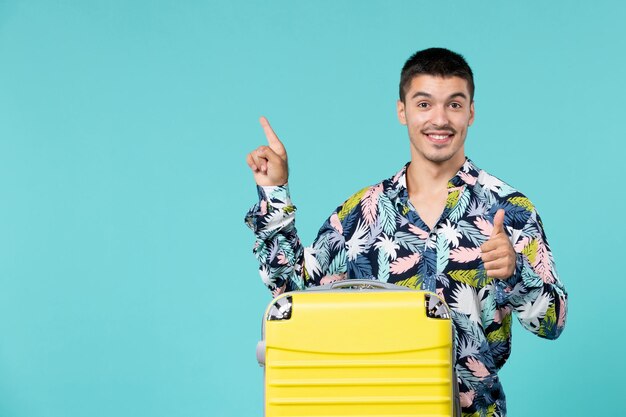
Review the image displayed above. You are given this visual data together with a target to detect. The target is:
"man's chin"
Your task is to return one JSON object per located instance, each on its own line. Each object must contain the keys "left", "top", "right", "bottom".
{"left": 424, "top": 153, "right": 456, "bottom": 164}
{"left": 422, "top": 148, "right": 469, "bottom": 166}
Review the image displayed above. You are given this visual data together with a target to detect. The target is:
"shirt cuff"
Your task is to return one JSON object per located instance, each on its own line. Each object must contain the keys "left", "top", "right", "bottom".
{"left": 257, "top": 184, "right": 292, "bottom": 205}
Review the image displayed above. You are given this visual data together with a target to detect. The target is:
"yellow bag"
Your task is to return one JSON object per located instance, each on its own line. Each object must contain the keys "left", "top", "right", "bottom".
{"left": 257, "top": 280, "right": 458, "bottom": 417}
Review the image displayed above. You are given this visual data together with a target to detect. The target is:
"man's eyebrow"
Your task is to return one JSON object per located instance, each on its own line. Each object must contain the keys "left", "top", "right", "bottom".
{"left": 409, "top": 91, "right": 469, "bottom": 100}
{"left": 449, "top": 92, "right": 468, "bottom": 100}
{"left": 411, "top": 91, "right": 431, "bottom": 100}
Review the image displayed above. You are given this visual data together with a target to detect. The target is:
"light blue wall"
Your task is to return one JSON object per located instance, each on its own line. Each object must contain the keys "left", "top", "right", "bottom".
{"left": 0, "top": 1, "right": 623, "bottom": 415}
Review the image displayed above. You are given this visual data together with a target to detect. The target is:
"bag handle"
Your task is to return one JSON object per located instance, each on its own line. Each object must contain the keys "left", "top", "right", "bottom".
{"left": 329, "top": 279, "right": 404, "bottom": 290}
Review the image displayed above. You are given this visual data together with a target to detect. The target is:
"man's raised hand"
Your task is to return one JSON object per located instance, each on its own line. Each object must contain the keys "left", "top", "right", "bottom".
{"left": 480, "top": 209, "right": 517, "bottom": 280}
{"left": 246, "top": 116, "right": 289, "bottom": 186}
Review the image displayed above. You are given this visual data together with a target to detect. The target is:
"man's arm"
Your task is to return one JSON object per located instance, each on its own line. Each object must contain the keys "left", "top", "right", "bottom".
{"left": 244, "top": 117, "right": 348, "bottom": 296}
{"left": 245, "top": 184, "right": 306, "bottom": 295}
{"left": 495, "top": 208, "right": 568, "bottom": 339}
{"left": 245, "top": 117, "right": 305, "bottom": 295}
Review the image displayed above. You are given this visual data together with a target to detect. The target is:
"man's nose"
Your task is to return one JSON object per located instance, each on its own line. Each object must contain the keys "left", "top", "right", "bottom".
{"left": 430, "top": 105, "right": 450, "bottom": 127}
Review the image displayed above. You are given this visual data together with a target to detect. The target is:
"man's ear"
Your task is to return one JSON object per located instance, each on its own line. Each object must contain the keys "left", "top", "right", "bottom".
{"left": 468, "top": 101, "right": 475, "bottom": 126}
{"left": 397, "top": 99, "right": 407, "bottom": 125}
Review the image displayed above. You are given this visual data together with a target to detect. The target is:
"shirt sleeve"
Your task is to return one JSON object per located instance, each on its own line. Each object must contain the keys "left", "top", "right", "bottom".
{"left": 495, "top": 208, "right": 568, "bottom": 339}
{"left": 244, "top": 185, "right": 349, "bottom": 297}
{"left": 244, "top": 184, "right": 304, "bottom": 296}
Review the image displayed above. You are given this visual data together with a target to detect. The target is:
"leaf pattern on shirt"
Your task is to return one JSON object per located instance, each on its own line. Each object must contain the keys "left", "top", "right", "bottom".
{"left": 390, "top": 253, "right": 421, "bottom": 274}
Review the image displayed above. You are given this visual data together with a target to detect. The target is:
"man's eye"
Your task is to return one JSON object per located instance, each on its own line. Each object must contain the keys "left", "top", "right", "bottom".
{"left": 417, "top": 102, "right": 429, "bottom": 108}
{"left": 449, "top": 102, "right": 462, "bottom": 109}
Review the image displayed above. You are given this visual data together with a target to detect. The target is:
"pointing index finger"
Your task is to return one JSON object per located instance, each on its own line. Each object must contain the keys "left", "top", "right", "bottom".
{"left": 259, "top": 116, "right": 286, "bottom": 154}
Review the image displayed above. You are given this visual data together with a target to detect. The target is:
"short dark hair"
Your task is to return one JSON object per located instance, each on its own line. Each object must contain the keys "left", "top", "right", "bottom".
{"left": 399, "top": 48, "right": 474, "bottom": 102}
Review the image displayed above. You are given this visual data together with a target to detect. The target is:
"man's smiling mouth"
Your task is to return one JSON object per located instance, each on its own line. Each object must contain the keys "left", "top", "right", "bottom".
{"left": 424, "top": 131, "right": 455, "bottom": 142}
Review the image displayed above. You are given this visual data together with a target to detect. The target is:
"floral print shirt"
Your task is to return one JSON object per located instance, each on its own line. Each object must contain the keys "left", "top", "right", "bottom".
{"left": 245, "top": 158, "right": 567, "bottom": 417}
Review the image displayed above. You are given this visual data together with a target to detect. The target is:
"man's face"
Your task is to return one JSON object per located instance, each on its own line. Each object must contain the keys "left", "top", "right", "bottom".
{"left": 397, "top": 75, "right": 475, "bottom": 166}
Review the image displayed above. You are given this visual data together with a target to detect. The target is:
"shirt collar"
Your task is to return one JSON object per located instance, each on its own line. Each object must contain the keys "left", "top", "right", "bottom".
{"left": 385, "top": 157, "right": 480, "bottom": 203}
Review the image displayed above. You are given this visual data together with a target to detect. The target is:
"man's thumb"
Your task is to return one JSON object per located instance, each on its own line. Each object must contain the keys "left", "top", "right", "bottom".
{"left": 491, "top": 209, "right": 506, "bottom": 237}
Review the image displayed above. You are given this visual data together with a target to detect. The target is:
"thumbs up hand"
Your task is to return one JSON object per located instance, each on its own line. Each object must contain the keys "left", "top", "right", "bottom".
{"left": 480, "top": 209, "right": 516, "bottom": 280}
{"left": 246, "top": 116, "right": 289, "bottom": 186}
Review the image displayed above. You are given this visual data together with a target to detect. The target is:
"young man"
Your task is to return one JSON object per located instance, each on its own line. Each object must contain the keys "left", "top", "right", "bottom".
{"left": 245, "top": 48, "right": 567, "bottom": 416}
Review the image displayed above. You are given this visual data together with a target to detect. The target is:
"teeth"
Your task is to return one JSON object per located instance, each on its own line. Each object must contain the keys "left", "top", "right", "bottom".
{"left": 429, "top": 134, "right": 449, "bottom": 140}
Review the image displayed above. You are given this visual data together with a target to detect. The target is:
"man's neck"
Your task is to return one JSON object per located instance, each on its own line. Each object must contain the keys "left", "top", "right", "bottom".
{"left": 406, "top": 154, "right": 465, "bottom": 197}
